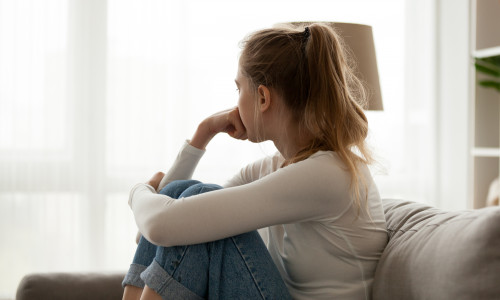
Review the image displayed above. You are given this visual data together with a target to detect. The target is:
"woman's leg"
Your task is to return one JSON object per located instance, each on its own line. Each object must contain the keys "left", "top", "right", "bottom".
{"left": 123, "top": 285, "right": 143, "bottom": 300}
{"left": 138, "top": 180, "right": 291, "bottom": 300}
{"left": 122, "top": 180, "right": 206, "bottom": 300}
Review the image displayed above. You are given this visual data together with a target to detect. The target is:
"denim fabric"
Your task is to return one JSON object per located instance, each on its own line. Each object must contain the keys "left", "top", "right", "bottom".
{"left": 123, "top": 180, "right": 291, "bottom": 300}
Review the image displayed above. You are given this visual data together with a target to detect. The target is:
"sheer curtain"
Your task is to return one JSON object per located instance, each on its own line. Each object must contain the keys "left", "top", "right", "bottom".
{"left": 0, "top": 0, "right": 437, "bottom": 298}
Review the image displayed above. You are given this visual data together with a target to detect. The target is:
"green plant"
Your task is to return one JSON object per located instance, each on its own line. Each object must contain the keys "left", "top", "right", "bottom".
{"left": 475, "top": 55, "right": 500, "bottom": 92}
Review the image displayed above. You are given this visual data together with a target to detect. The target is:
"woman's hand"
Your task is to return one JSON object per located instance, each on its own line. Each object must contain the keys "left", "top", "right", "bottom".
{"left": 147, "top": 171, "right": 165, "bottom": 191}
{"left": 190, "top": 107, "right": 247, "bottom": 150}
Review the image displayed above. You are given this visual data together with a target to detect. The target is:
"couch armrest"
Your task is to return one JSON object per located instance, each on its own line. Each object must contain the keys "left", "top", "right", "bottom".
{"left": 374, "top": 199, "right": 500, "bottom": 300}
{"left": 16, "top": 272, "right": 125, "bottom": 300}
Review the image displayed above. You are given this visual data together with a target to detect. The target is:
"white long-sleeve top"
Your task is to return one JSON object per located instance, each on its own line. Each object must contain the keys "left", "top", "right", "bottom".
{"left": 129, "top": 141, "right": 388, "bottom": 300}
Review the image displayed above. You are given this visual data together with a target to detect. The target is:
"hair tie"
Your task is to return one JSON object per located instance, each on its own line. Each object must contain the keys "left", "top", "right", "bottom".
{"left": 303, "top": 27, "right": 310, "bottom": 42}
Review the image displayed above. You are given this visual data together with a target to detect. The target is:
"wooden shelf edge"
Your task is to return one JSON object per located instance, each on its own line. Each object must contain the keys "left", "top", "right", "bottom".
{"left": 474, "top": 46, "right": 500, "bottom": 58}
{"left": 472, "top": 147, "right": 500, "bottom": 157}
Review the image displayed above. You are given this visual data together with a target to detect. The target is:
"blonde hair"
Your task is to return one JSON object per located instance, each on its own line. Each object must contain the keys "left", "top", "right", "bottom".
{"left": 239, "top": 23, "right": 373, "bottom": 215}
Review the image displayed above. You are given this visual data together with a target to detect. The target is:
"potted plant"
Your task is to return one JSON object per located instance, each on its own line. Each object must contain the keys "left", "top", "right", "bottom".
{"left": 475, "top": 55, "right": 500, "bottom": 92}
{"left": 475, "top": 55, "right": 500, "bottom": 206}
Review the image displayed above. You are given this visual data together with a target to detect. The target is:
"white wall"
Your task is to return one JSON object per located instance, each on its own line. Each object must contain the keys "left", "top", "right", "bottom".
{"left": 436, "top": 0, "right": 470, "bottom": 210}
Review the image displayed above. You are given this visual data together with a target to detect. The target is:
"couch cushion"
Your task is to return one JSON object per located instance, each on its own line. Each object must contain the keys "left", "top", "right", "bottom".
{"left": 373, "top": 199, "right": 500, "bottom": 300}
{"left": 16, "top": 272, "right": 125, "bottom": 300}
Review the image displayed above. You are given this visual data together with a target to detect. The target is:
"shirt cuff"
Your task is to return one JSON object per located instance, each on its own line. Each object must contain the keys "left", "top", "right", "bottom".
{"left": 183, "top": 139, "right": 206, "bottom": 156}
{"left": 129, "top": 183, "right": 156, "bottom": 208}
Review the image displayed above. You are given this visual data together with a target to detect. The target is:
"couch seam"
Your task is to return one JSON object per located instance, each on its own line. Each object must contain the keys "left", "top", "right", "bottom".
{"left": 386, "top": 212, "right": 497, "bottom": 235}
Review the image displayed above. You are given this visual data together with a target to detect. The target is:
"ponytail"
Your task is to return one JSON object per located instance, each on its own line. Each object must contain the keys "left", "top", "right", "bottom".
{"left": 301, "top": 24, "right": 372, "bottom": 214}
{"left": 240, "top": 23, "right": 373, "bottom": 215}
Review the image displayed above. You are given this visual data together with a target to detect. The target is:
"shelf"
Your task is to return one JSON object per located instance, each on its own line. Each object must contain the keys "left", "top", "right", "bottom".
{"left": 475, "top": 0, "right": 500, "bottom": 52}
{"left": 473, "top": 156, "right": 499, "bottom": 209}
{"left": 472, "top": 147, "right": 500, "bottom": 157}
{"left": 470, "top": 0, "right": 500, "bottom": 209}
{"left": 474, "top": 46, "right": 500, "bottom": 58}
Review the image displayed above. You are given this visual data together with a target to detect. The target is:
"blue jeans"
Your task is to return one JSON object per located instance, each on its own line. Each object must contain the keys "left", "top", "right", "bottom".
{"left": 122, "top": 180, "right": 291, "bottom": 300}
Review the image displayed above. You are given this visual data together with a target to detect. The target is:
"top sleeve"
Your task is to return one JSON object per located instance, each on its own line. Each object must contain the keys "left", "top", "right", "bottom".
{"left": 156, "top": 140, "right": 206, "bottom": 192}
{"left": 223, "top": 152, "right": 284, "bottom": 188}
{"left": 129, "top": 153, "right": 354, "bottom": 247}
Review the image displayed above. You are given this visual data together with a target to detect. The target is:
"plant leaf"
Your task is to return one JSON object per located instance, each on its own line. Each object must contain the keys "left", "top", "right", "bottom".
{"left": 479, "top": 80, "right": 500, "bottom": 92}
{"left": 483, "top": 55, "right": 500, "bottom": 66}
{"left": 475, "top": 63, "right": 500, "bottom": 77}
{"left": 475, "top": 57, "right": 500, "bottom": 77}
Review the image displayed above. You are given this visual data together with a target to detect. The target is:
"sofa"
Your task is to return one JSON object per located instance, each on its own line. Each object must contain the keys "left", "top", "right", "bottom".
{"left": 16, "top": 199, "right": 500, "bottom": 300}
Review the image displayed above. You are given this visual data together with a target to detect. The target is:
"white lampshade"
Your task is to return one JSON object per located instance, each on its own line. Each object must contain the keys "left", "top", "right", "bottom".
{"left": 278, "top": 22, "right": 383, "bottom": 111}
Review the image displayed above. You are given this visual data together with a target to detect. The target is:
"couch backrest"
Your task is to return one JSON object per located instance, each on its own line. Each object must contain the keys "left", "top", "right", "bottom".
{"left": 16, "top": 272, "right": 125, "bottom": 300}
{"left": 373, "top": 199, "right": 500, "bottom": 300}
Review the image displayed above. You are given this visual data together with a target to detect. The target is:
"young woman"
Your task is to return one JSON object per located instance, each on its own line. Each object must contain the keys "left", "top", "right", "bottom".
{"left": 122, "top": 23, "right": 388, "bottom": 300}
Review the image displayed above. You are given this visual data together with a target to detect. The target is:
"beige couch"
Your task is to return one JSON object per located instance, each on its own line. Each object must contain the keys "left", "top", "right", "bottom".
{"left": 16, "top": 199, "right": 500, "bottom": 300}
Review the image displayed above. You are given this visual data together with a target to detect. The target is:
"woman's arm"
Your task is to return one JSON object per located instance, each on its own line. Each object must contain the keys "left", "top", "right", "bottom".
{"left": 130, "top": 153, "right": 352, "bottom": 247}
{"left": 156, "top": 142, "right": 206, "bottom": 191}
{"left": 135, "top": 107, "right": 249, "bottom": 243}
{"left": 223, "top": 151, "right": 284, "bottom": 188}
{"left": 156, "top": 107, "right": 247, "bottom": 191}
{"left": 190, "top": 107, "right": 247, "bottom": 150}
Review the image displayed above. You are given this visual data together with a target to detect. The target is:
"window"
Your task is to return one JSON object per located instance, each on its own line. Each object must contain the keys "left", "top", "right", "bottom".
{"left": 0, "top": 1, "right": 437, "bottom": 297}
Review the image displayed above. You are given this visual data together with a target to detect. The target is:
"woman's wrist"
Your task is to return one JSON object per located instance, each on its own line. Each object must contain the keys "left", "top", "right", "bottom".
{"left": 190, "top": 120, "right": 216, "bottom": 150}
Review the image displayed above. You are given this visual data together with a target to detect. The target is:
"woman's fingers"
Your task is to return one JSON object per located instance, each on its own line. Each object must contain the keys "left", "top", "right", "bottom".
{"left": 190, "top": 107, "right": 246, "bottom": 150}
{"left": 147, "top": 171, "right": 165, "bottom": 191}
{"left": 207, "top": 107, "right": 247, "bottom": 139}
{"left": 227, "top": 107, "right": 247, "bottom": 140}
{"left": 190, "top": 107, "right": 247, "bottom": 150}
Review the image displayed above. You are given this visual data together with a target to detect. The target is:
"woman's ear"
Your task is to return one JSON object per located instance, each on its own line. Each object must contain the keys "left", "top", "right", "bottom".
{"left": 257, "top": 85, "right": 272, "bottom": 113}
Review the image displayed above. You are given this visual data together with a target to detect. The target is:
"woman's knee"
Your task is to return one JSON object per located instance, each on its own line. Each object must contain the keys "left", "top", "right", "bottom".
{"left": 132, "top": 235, "right": 160, "bottom": 266}
{"left": 179, "top": 183, "right": 223, "bottom": 197}
{"left": 158, "top": 180, "right": 202, "bottom": 198}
